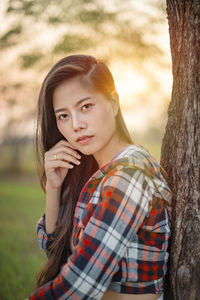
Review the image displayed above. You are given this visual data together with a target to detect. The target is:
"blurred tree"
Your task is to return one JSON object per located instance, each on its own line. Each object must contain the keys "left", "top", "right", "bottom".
{"left": 21, "top": 52, "right": 44, "bottom": 68}
{"left": 1, "top": 0, "right": 164, "bottom": 65}
{"left": 161, "top": 0, "right": 200, "bottom": 299}
{"left": 0, "top": 0, "right": 170, "bottom": 173}
{"left": 0, "top": 0, "right": 167, "bottom": 134}
{"left": 0, "top": 24, "right": 22, "bottom": 48}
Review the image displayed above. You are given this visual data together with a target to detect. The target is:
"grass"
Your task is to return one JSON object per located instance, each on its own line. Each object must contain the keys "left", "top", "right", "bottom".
{"left": 0, "top": 179, "right": 46, "bottom": 300}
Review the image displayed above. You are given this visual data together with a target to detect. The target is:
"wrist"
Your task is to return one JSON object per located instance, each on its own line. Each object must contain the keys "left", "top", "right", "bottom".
{"left": 46, "top": 181, "right": 62, "bottom": 193}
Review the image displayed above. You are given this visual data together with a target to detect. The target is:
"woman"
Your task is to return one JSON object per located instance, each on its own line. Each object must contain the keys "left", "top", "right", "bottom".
{"left": 28, "top": 54, "right": 171, "bottom": 299}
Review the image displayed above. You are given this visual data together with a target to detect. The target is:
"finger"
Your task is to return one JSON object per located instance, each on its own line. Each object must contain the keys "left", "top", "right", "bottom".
{"left": 49, "top": 152, "right": 81, "bottom": 165}
{"left": 45, "top": 147, "right": 81, "bottom": 162}
{"left": 51, "top": 146, "right": 81, "bottom": 159}
{"left": 46, "top": 160, "right": 74, "bottom": 170}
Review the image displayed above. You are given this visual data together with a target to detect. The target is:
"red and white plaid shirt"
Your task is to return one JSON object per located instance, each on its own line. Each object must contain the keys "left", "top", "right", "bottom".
{"left": 30, "top": 144, "right": 172, "bottom": 299}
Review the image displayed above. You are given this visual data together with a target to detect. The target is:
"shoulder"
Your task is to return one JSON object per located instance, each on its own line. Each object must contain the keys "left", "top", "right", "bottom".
{"left": 98, "top": 145, "right": 172, "bottom": 207}
{"left": 107, "top": 144, "right": 162, "bottom": 179}
{"left": 95, "top": 145, "right": 155, "bottom": 191}
{"left": 90, "top": 144, "right": 170, "bottom": 197}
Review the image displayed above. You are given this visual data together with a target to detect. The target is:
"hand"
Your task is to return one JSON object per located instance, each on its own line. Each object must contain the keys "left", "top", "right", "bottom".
{"left": 44, "top": 140, "right": 81, "bottom": 189}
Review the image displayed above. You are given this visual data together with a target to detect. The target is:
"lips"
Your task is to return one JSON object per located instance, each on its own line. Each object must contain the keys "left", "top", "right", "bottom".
{"left": 76, "top": 135, "right": 94, "bottom": 145}
{"left": 76, "top": 135, "right": 93, "bottom": 142}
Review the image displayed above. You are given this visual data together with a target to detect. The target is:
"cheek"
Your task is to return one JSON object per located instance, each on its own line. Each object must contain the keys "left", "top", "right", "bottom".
{"left": 57, "top": 122, "right": 70, "bottom": 138}
{"left": 57, "top": 121, "right": 62, "bottom": 133}
{"left": 95, "top": 105, "right": 110, "bottom": 122}
{"left": 97, "top": 107, "right": 116, "bottom": 129}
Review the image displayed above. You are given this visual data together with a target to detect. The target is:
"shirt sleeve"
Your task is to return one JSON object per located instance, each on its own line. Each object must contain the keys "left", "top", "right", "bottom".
{"left": 29, "top": 166, "right": 152, "bottom": 300}
{"left": 37, "top": 214, "right": 56, "bottom": 251}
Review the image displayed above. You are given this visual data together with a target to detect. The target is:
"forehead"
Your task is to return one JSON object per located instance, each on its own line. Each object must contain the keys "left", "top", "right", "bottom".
{"left": 53, "top": 78, "right": 89, "bottom": 98}
{"left": 53, "top": 78, "right": 89, "bottom": 106}
{"left": 53, "top": 78, "right": 107, "bottom": 110}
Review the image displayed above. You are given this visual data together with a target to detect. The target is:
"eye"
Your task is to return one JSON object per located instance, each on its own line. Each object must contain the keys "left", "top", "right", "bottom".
{"left": 58, "top": 113, "right": 69, "bottom": 120}
{"left": 81, "top": 103, "right": 93, "bottom": 112}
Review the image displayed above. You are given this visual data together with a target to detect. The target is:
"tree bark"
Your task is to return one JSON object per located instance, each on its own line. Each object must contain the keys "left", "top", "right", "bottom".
{"left": 161, "top": 1, "right": 200, "bottom": 299}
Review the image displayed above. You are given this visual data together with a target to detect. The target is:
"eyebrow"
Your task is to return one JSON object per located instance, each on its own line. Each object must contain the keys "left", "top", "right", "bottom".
{"left": 54, "top": 97, "right": 92, "bottom": 114}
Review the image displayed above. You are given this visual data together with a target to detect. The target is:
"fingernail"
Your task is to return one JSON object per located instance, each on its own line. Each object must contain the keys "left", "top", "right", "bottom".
{"left": 77, "top": 154, "right": 81, "bottom": 159}
{"left": 69, "top": 164, "right": 74, "bottom": 168}
{"left": 76, "top": 160, "right": 80, "bottom": 164}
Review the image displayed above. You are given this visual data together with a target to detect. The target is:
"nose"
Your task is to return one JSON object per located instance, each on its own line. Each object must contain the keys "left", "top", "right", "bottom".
{"left": 72, "top": 113, "right": 87, "bottom": 132}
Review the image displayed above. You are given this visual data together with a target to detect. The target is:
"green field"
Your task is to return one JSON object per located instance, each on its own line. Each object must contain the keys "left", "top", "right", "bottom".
{"left": 0, "top": 179, "right": 46, "bottom": 300}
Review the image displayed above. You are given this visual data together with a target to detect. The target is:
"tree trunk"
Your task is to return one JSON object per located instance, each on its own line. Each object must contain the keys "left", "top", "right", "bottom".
{"left": 160, "top": 1, "right": 200, "bottom": 299}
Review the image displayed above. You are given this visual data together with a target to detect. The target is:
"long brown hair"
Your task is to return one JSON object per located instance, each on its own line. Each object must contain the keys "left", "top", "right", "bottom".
{"left": 35, "top": 54, "right": 134, "bottom": 287}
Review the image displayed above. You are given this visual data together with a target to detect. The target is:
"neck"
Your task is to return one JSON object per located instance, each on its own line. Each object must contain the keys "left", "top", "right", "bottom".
{"left": 93, "top": 135, "right": 130, "bottom": 168}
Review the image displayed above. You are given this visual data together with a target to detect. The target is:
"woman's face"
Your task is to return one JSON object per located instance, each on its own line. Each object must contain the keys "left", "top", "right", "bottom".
{"left": 53, "top": 78, "right": 119, "bottom": 157}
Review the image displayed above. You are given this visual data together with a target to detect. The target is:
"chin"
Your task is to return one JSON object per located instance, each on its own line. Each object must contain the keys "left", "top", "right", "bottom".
{"left": 79, "top": 148, "right": 94, "bottom": 156}
{"left": 77, "top": 144, "right": 100, "bottom": 156}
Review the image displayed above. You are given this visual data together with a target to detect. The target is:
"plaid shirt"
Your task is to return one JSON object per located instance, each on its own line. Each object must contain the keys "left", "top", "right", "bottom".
{"left": 29, "top": 144, "right": 172, "bottom": 299}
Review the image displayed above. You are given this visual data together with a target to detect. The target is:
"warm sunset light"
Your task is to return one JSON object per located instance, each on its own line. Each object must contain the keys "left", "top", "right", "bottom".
{"left": 109, "top": 60, "right": 171, "bottom": 132}
{"left": 110, "top": 61, "right": 148, "bottom": 109}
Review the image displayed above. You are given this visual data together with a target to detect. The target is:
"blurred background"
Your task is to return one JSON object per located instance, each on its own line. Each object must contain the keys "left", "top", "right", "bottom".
{"left": 0, "top": 0, "right": 172, "bottom": 299}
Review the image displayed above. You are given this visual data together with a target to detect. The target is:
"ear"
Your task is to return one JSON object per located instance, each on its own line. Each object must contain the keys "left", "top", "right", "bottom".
{"left": 110, "top": 91, "right": 119, "bottom": 117}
